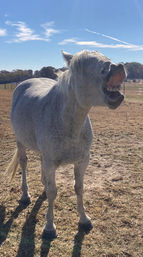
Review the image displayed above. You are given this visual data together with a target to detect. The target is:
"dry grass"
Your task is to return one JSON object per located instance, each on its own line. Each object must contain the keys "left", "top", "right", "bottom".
{"left": 0, "top": 83, "right": 143, "bottom": 257}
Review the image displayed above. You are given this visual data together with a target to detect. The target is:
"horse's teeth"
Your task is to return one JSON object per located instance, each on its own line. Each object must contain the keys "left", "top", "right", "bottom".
{"left": 107, "top": 87, "right": 112, "bottom": 91}
{"left": 107, "top": 85, "right": 121, "bottom": 91}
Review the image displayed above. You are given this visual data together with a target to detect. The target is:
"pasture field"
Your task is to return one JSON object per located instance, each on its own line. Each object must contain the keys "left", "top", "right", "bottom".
{"left": 0, "top": 82, "right": 143, "bottom": 257}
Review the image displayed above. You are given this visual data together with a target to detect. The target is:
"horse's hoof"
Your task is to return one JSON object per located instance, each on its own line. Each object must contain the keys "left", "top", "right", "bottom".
{"left": 78, "top": 221, "right": 93, "bottom": 234}
{"left": 42, "top": 229, "right": 57, "bottom": 240}
{"left": 19, "top": 197, "right": 31, "bottom": 206}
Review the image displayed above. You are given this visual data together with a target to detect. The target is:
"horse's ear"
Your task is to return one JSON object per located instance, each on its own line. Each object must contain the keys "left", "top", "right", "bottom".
{"left": 61, "top": 51, "right": 73, "bottom": 66}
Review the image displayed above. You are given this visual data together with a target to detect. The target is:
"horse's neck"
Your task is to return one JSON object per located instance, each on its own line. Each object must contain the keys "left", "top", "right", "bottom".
{"left": 58, "top": 71, "right": 90, "bottom": 137}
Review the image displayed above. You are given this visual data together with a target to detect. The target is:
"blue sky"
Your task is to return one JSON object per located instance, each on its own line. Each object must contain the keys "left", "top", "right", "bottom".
{"left": 0, "top": 0, "right": 143, "bottom": 71}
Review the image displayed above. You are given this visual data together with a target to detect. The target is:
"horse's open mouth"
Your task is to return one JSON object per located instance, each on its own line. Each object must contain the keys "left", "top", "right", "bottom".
{"left": 104, "top": 64, "right": 126, "bottom": 109}
{"left": 104, "top": 86, "right": 124, "bottom": 109}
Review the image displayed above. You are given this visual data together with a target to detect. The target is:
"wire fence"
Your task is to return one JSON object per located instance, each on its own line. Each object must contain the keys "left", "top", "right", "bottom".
{"left": 0, "top": 82, "right": 18, "bottom": 90}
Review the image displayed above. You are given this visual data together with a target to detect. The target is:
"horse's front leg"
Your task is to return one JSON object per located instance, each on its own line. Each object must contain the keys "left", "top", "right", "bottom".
{"left": 74, "top": 155, "right": 93, "bottom": 231}
{"left": 42, "top": 156, "right": 57, "bottom": 239}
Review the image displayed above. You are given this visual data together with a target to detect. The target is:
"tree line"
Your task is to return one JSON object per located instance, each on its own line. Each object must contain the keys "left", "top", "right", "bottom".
{"left": 124, "top": 62, "right": 143, "bottom": 80}
{"left": 0, "top": 62, "right": 143, "bottom": 84}
{"left": 0, "top": 69, "right": 33, "bottom": 84}
{"left": 0, "top": 66, "right": 59, "bottom": 84}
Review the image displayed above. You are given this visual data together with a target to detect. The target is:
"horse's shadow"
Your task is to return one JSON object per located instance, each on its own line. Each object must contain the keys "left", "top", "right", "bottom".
{"left": 0, "top": 192, "right": 53, "bottom": 257}
{"left": 72, "top": 226, "right": 92, "bottom": 257}
{"left": 16, "top": 191, "right": 52, "bottom": 257}
{"left": 72, "top": 230, "right": 85, "bottom": 257}
{"left": 0, "top": 193, "right": 92, "bottom": 257}
{"left": 0, "top": 202, "right": 27, "bottom": 246}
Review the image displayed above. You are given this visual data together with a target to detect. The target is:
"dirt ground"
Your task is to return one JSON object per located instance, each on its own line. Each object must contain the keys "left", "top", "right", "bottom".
{"left": 0, "top": 86, "right": 143, "bottom": 257}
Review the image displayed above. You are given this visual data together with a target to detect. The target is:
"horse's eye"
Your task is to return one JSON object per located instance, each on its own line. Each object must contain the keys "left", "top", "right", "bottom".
{"left": 101, "top": 63, "right": 111, "bottom": 75}
{"left": 101, "top": 68, "right": 107, "bottom": 75}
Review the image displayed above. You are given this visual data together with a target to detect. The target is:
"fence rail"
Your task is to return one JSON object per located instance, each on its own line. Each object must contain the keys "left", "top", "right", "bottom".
{"left": 0, "top": 82, "right": 18, "bottom": 90}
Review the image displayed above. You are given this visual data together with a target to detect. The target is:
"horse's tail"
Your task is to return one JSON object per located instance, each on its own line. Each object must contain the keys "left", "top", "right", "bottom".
{"left": 6, "top": 148, "right": 19, "bottom": 181}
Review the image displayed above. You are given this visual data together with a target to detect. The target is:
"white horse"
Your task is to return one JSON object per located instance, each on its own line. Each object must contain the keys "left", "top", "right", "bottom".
{"left": 6, "top": 50, "right": 126, "bottom": 238}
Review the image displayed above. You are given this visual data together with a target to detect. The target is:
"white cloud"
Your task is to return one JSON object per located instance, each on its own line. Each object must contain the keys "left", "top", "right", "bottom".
{"left": 59, "top": 38, "right": 77, "bottom": 45}
{"left": 59, "top": 32, "right": 143, "bottom": 51}
{"left": 5, "top": 20, "right": 60, "bottom": 43}
{"left": 0, "top": 29, "right": 7, "bottom": 36}
{"left": 42, "top": 22, "right": 60, "bottom": 39}
{"left": 85, "top": 28, "right": 130, "bottom": 45}
{"left": 75, "top": 40, "right": 143, "bottom": 50}
{"left": 85, "top": 28, "right": 143, "bottom": 51}
{"left": 6, "top": 21, "right": 44, "bottom": 42}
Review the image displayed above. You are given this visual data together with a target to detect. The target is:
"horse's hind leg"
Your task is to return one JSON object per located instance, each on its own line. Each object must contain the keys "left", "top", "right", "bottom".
{"left": 17, "top": 141, "right": 31, "bottom": 205}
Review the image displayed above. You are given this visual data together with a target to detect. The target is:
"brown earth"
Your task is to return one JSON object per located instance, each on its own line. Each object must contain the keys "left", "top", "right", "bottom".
{"left": 0, "top": 87, "right": 143, "bottom": 257}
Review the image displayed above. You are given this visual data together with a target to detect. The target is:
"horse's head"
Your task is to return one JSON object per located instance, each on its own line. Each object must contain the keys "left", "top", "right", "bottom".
{"left": 62, "top": 50, "right": 126, "bottom": 109}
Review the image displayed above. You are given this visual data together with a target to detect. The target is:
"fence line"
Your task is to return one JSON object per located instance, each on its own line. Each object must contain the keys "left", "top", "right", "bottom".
{"left": 0, "top": 82, "right": 18, "bottom": 90}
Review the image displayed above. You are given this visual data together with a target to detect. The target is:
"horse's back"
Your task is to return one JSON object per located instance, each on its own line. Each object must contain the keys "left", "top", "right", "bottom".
{"left": 11, "top": 78, "right": 57, "bottom": 150}
{"left": 12, "top": 78, "right": 56, "bottom": 109}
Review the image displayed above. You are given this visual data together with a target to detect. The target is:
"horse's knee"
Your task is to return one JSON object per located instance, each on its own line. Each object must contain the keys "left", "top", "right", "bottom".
{"left": 19, "top": 155, "right": 27, "bottom": 164}
{"left": 46, "top": 185, "right": 57, "bottom": 201}
{"left": 18, "top": 153, "right": 27, "bottom": 170}
{"left": 74, "top": 183, "right": 83, "bottom": 196}
{"left": 17, "top": 143, "right": 27, "bottom": 168}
